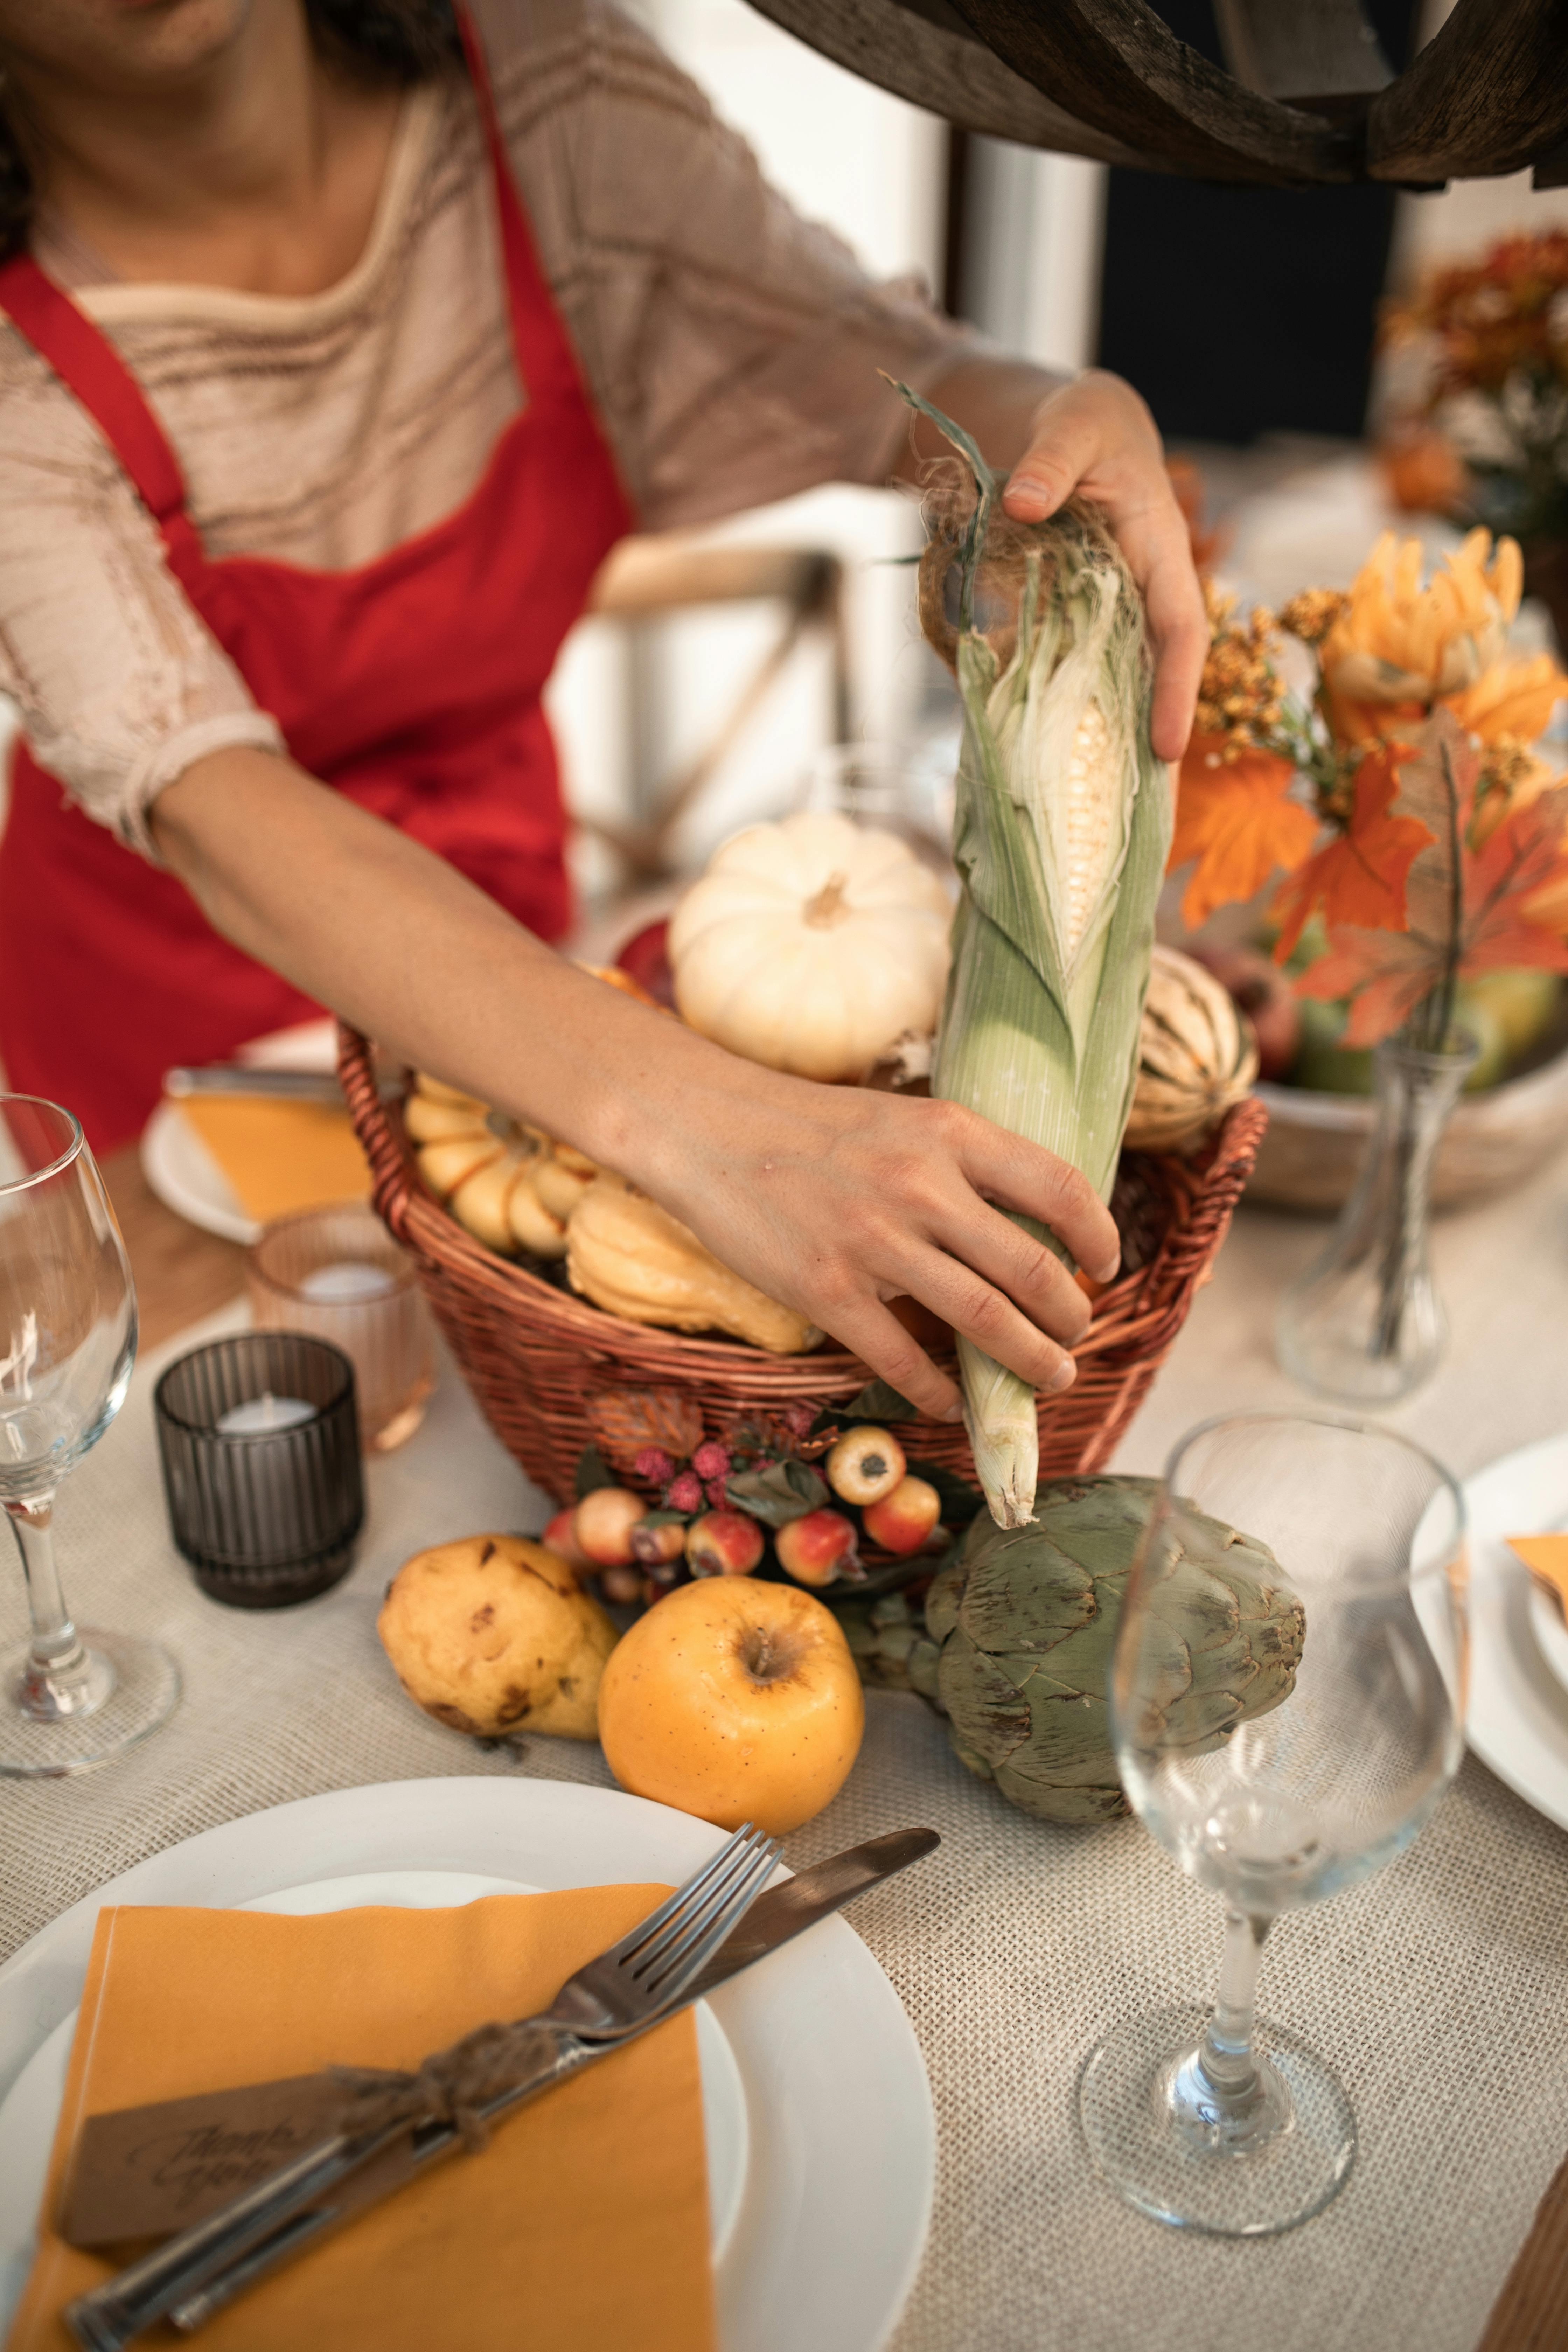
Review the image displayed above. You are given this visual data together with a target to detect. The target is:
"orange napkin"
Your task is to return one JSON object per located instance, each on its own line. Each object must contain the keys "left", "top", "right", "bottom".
{"left": 6, "top": 1888, "right": 716, "bottom": 2352}
{"left": 173, "top": 1096, "right": 370, "bottom": 1223}
{"left": 1509, "top": 1533, "right": 1568, "bottom": 1617}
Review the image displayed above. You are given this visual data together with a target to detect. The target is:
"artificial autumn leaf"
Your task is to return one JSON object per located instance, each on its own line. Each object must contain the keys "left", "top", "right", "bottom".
{"left": 1296, "top": 713, "right": 1568, "bottom": 1045}
{"left": 1462, "top": 779, "right": 1568, "bottom": 976}
{"left": 1297, "top": 925, "right": 1453, "bottom": 1046}
{"left": 1272, "top": 745, "right": 1432, "bottom": 961}
{"left": 1170, "top": 738, "right": 1317, "bottom": 929}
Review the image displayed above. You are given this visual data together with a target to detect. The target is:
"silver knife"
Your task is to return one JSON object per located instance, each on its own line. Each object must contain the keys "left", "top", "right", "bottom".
{"left": 65, "top": 1827, "right": 938, "bottom": 2351}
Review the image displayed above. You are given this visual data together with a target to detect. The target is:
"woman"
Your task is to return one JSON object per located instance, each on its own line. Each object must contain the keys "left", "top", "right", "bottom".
{"left": 0, "top": 0, "right": 1205, "bottom": 1420}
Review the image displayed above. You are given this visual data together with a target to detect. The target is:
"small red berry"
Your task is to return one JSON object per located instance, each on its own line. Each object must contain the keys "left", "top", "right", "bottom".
{"left": 705, "top": 1478, "right": 729, "bottom": 1509}
{"left": 692, "top": 1439, "right": 732, "bottom": 1481}
{"left": 665, "top": 1470, "right": 703, "bottom": 1512}
{"left": 633, "top": 1446, "right": 676, "bottom": 1484}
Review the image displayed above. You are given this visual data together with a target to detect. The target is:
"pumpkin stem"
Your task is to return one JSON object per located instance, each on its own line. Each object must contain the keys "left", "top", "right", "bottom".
{"left": 803, "top": 872, "right": 851, "bottom": 928}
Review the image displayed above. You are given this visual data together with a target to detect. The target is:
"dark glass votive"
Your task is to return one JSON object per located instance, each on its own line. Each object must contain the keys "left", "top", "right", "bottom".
{"left": 154, "top": 1332, "right": 364, "bottom": 1607}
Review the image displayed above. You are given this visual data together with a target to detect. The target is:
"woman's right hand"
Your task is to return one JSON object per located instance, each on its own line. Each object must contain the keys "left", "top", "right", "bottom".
{"left": 634, "top": 1057, "right": 1121, "bottom": 1423}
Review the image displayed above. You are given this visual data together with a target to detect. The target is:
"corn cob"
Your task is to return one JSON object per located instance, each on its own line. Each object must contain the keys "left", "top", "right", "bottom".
{"left": 897, "top": 384, "right": 1172, "bottom": 1527}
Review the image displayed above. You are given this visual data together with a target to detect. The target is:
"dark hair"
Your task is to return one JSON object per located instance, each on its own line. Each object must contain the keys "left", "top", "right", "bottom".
{"left": 0, "top": 0, "right": 462, "bottom": 264}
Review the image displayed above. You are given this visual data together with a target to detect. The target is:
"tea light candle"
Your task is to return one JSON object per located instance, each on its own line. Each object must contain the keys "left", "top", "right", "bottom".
{"left": 215, "top": 1391, "right": 316, "bottom": 1438}
{"left": 297, "top": 1261, "right": 396, "bottom": 1306}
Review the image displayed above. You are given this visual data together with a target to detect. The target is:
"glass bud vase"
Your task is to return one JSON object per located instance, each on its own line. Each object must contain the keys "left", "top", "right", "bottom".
{"left": 1276, "top": 1036, "right": 1477, "bottom": 1406}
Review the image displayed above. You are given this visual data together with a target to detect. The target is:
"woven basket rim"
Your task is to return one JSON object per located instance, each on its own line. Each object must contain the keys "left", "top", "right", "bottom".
{"left": 339, "top": 1025, "right": 1268, "bottom": 1393}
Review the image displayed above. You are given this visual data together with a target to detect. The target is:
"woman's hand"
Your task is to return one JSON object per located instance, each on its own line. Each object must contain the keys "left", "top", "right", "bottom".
{"left": 1000, "top": 370, "right": 1207, "bottom": 763}
{"left": 904, "top": 358, "right": 1206, "bottom": 764}
{"left": 637, "top": 1058, "right": 1121, "bottom": 1423}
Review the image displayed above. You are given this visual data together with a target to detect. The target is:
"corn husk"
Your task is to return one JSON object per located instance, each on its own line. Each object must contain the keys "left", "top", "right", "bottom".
{"left": 899, "top": 385, "right": 1172, "bottom": 1528}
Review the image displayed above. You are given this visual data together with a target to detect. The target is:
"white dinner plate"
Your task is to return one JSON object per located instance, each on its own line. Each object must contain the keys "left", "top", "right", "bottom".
{"left": 139, "top": 1017, "right": 343, "bottom": 1245}
{"left": 0, "top": 1779, "right": 934, "bottom": 2352}
{"left": 1462, "top": 1433, "right": 1568, "bottom": 1831}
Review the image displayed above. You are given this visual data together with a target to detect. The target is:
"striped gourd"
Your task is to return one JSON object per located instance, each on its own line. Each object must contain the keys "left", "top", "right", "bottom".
{"left": 1124, "top": 945, "right": 1259, "bottom": 1154}
{"left": 897, "top": 384, "right": 1172, "bottom": 1528}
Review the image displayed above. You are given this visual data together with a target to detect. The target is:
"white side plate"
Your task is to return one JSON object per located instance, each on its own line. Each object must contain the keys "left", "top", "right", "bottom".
{"left": 1462, "top": 1433, "right": 1568, "bottom": 1832}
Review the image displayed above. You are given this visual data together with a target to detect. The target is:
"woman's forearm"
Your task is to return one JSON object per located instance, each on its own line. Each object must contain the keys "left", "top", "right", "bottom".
{"left": 151, "top": 746, "right": 737, "bottom": 1176}
{"left": 150, "top": 745, "right": 1119, "bottom": 1418}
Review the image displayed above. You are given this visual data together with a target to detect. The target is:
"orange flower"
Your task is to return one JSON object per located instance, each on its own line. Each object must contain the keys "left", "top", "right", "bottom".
{"left": 1170, "top": 739, "right": 1317, "bottom": 930}
{"left": 1443, "top": 654, "right": 1567, "bottom": 747}
{"left": 1321, "top": 529, "right": 1523, "bottom": 737}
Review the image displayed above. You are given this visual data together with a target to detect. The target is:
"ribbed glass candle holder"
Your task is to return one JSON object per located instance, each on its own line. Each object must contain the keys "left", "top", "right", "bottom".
{"left": 245, "top": 1203, "right": 433, "bottom": 1450}
{"left": 154, "top": 1332, "right": 363, "bottom": 1607}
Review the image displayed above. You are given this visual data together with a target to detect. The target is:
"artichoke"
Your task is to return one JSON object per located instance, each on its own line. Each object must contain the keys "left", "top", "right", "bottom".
{"left": 921, "top": 1475, "right": 1304, "bottom": 1825}
{"left": 838, "top": 1591, "right": 942, "bottom": 1697}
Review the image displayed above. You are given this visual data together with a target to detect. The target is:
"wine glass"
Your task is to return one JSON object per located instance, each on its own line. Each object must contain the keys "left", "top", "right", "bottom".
{"left": 0, "top": 1095, "right": 180, "bottom": 1774}
{"left": 1077, "top": 1413, "right": 1465, "bottom": 2237}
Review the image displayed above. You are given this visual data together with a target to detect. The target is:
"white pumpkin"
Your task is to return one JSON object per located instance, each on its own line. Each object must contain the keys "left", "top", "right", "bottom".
{"left": 668, "top": 811, "right": 952, "bottom": 1081}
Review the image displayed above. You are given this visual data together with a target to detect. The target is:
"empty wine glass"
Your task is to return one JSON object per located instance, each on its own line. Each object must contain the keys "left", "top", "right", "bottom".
{"left": 1078, "top": 1413, "right": 1465, "bottom": 2236}
{"left": 0, "top": 1095, "right": 179, "bottom": 1774}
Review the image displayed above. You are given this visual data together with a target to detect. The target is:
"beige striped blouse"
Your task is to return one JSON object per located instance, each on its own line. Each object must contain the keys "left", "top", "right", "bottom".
{"left": 0, "top": 0, "right": 969, "bottom": 856}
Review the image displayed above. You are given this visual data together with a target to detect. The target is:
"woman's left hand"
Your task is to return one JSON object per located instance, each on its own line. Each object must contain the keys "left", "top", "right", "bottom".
{"left": 1000, "top": 368, "right": 1207, "bottom": 763}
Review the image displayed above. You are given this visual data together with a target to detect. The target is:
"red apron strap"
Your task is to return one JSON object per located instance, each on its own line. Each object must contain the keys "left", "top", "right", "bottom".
{"left": 455, "top": 6, "right": 577, "bottom": 402}
{"left": 0, "top": 253, "right": 204, "bottom": 582}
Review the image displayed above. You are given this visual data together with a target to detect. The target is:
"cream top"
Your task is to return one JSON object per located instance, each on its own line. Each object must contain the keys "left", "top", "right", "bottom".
{"left": 0, "top": 0, "right": 969, "bottom": 855}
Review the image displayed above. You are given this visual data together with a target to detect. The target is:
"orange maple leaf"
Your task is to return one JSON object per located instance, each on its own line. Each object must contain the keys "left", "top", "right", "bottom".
{"left": 1170, "top": 738, "right": 1317, "bottom": 930}
{"left": 1296, "top": 716, "right": 1568, "bottom": 1045}
{"left": 1272, "top": 744, "right": 1431, "bottom": 961}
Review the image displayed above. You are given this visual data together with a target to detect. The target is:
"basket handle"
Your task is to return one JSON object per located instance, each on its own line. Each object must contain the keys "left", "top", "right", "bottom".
{"left": 336, "top": 1023, "right": 425, "bottom": 1252}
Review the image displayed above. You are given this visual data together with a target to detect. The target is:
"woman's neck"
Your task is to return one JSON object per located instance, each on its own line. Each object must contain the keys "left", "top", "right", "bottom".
{"left": 6, "top": 1, "right": 404, "bottom": 297}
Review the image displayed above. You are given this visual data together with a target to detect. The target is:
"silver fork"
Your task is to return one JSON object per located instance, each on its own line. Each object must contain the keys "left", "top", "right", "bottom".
{"left": 67, "top": 1822, "right": 781, "bottom": 2352}
{"left": 545, "top": 1818, "right": 781, "bottom": 2038}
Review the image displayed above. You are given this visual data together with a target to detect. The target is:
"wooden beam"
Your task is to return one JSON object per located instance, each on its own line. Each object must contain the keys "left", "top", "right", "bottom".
{"left": 741, "top": 0, "right": 1159, "bottom": 165}
{"left": 1366, "top": 0, "right": 1568, "bottom": 182}
{"left": 1212, "top": 0, "right": 1392, "bottom": 117}
{"left": 941, "top": 0, "right": 1354, "bottom": 181}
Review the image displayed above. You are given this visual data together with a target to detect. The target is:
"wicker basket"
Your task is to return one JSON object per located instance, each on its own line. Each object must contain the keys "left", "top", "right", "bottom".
{"left": 339, "top": 1027, "right": 1267, "bottom": 1506}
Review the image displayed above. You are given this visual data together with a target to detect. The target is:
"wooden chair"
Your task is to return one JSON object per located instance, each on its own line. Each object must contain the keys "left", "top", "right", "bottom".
{"left": 579, "top": 536, "right": 851, "bottom": 883}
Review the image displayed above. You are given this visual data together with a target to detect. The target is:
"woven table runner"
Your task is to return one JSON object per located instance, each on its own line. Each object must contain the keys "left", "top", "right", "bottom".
{"left": 5, "top": 1144, "right": 1568, "bottom": 2352}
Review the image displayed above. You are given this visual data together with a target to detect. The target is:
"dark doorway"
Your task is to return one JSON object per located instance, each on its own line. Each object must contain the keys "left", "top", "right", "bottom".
{"left": 1096, "top": 0, "right": 1422, "bottom": 445}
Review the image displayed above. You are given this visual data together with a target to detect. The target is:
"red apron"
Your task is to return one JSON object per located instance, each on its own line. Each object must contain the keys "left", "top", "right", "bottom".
{"left": 0, "top": 14, "right": 630, "bottom": 1154}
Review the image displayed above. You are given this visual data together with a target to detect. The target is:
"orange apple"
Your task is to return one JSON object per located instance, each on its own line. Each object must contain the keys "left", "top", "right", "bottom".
{"left": 596, "top": 1575, "right": 864, "bottom": 1834}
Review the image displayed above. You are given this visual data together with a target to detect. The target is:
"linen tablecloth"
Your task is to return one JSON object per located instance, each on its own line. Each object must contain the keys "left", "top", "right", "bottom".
{"left": 5, "top": 1151, "right": 1568, "bottom": 2352}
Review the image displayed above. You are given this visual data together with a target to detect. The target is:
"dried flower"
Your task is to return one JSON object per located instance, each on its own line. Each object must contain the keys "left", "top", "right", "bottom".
{"left": 665, "top": 1470, "right": 703, "bottom": 1513}
{"left": 633, "top": 1446, "right": 677, "bottom": 1485}
{"left": 1193, "top": 582, "right": 1284, "bottom": 757}
{"left": 1278, "top": 588, "right": 1349, "bottom": 648}
{"left": 1321, "top": 529, "right": 1521, "bottom": 733}
{"left": 587, "top": 1387, "right": 705, "bottom": 1471}
{"left": 692, "top": 1439, "right": 732, "bottom": 1481}
{"left": 705, "top": 1478, "right": 730, "bottom": 1509}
